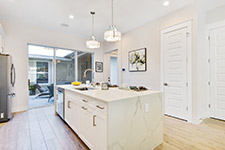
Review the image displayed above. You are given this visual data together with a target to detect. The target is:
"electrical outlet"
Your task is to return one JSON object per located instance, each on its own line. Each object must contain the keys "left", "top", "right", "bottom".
{"left": 145, "top": 104, "right": 149, "bottom": 113}
{"left": 0, "top": 113, "right": 4, "bottom": 119}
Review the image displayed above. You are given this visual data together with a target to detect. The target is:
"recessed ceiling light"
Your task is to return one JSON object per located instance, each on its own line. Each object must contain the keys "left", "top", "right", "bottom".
{"left": 69, "top": 15, "right": 74, "bottom": 19}
{"left": 61, "top": 23, "right": 69, "bottom": 27}
{"left": 163, "top": 0, "right": 170, "bottom": 6}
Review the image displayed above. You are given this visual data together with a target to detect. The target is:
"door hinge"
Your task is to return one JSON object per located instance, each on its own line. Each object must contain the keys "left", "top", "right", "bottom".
{"left": 186, "top": 107, "right": 188, "bottom": 111}
{"left": 209, "top": 104, "right": 211, "bottom": 108}
{"left": 208, "top": 36, "right": 210, "bottom": 41}
{"left": 186, "top": 83, "right": 188, "bottom": 87}
{"left": 186, "top": 32, "right": 190, "bottom": 38}
{"left": 208, "top": 81, "right": 211, "bottom": 86}
{"left": 208, "top": 59, "right": 210, "bottom": 63}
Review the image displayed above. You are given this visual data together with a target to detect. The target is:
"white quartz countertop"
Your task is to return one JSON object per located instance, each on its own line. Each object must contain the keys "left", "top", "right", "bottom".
{"left": 57, "top": 84, "right": 160, "bottom": 103}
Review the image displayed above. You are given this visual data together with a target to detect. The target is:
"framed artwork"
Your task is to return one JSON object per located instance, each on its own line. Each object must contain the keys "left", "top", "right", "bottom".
{"left": 129, "top": 48, "right": 146, "bottom": 72}
{"left": 95, "top": 62, "right": 103, "bottom": 72}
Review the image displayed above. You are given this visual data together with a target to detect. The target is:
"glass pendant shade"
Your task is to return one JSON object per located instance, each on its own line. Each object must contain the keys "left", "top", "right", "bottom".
{"left": 104, "top": 25, "right": 121, "bottom": 42}
{"left": 104, "top": 0, "right": 121, "bottom": 42}
{"left": 86, "top": 36, "right": 100, "bottom": 49}
{"left": 86, "top": 11, "right": 100, "bottom": 49}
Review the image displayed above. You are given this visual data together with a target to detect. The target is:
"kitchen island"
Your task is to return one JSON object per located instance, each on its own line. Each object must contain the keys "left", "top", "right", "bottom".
{"left": 56, "top": 85, "right": 163, "bottom": 150}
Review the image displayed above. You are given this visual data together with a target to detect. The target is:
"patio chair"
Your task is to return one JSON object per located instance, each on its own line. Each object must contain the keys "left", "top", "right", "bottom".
{"left": 47, "top": 85, "right": 54, "bottom": 102}
{"left": 34, "top": 84, "right": 50, "bottom": 99}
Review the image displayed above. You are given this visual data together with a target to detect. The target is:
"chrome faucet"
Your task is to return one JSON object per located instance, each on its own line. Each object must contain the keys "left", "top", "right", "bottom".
{"left": 83, "top": 69, "right": 93, "bottom": 78}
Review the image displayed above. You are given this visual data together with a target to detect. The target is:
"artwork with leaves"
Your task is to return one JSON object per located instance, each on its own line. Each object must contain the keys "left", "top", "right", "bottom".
{"left": 129, "top": 48, "right": 146, "bottom": 72}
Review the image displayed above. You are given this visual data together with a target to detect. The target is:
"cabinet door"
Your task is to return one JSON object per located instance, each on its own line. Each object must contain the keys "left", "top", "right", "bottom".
{"left": 65, "top": 98, "right": 72, "bottom": 126}
{"left": 70, "top": 101, "right": 80, "bottom": 133}
{"left": 96, "top": 116, "right": 107, "bottom": 150}
{"left": 79, "top": 106, "right": 97, "bottom": 150}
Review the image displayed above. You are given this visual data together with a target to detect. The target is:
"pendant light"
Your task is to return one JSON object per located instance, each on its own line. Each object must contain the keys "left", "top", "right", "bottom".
{"left": 86, "top": 11, "right": 100, "bottom": 49}
{"left": 104, "top": 0, "right": 121, "bottom": 42}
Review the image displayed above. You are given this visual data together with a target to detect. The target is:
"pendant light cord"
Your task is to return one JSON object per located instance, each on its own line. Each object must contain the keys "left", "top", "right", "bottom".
{"left": 91, "top": 11, "right": 95, "bottom": 37}
{"left": 112, "top": 0, "right": 114, "bottom": 25}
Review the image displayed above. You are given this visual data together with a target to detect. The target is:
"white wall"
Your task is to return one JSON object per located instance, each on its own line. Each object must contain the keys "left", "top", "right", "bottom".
{"left": 1, "top": 19, "right": 104, "bottom": 112}
{"left": 103, "top": 2, "right": 225, "bottom": 123}
{"left": 206, "top": 5, "right": 225, "bottom": 24}
{"left": 103, "top": 4, "right": 201, "bottom": 122}
{"left": 104, "top": 4, "right": 198, "bottom": 88}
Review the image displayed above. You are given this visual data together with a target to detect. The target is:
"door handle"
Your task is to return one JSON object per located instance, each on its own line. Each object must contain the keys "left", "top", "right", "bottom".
{"left": 8, "top": 93, "right": 16, "bottom": 97}
{"left": 96, "top": 105, "right": 104, "bottom": 110}
{"left": 82, "top": 99, "right": 88, "bottom": 103}
{"left": 68, "top": 101, "right": 71, "bottom": 108}
{"left": 164, "top": 83, "right": 168, "bottom": 86}
{"left": 93, "top": 115, "right": 96, "bottom": 127}
{"left": 82, "top": 106, "right": 88, "bottom": 110}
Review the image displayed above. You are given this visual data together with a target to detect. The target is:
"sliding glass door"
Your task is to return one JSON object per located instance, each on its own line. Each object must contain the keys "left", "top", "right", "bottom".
{"left": 77, "top": 51, "right": 93, "bottom": 83}
{"left": 55, "top": 49, "right": 76, "bottom": 85}
{"left": 28, "top": 44, "right": 94, "bottom": 109}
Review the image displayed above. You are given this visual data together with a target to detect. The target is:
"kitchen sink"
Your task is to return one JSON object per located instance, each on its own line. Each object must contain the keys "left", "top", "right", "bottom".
{"left": 75, "top": 87, "right": 94, "bottom": 91}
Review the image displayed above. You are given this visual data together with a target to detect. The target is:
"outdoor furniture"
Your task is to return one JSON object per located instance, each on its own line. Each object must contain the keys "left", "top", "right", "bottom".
{"left": 47, "top": 85, "right": 54, "bottom": 102}
{"left": 34, "top": 84, "right": 50, "bottom": 99}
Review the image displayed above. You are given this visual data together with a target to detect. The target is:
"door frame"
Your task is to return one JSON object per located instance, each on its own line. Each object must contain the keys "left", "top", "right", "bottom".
{"left": 160, "top": 20, "right": 192, "bottom": 122}
{"left": 104, "top": 49, "right": 119, "bottom": 84}
{"left": 206, "top": 20, "right": 225, "bottom": 119}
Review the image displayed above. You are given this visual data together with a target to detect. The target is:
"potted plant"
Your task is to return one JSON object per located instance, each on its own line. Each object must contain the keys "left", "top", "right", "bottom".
{"left": 29, "top": 84, "right": 36, "bottom": 95}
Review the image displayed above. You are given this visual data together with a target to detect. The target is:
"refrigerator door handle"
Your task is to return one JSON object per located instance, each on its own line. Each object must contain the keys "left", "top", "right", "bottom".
{"left": 11, "top": 64, "right": 15, "bottom": 87}
{"left": 8, "top": 93, "right": 16, "bottom": 97}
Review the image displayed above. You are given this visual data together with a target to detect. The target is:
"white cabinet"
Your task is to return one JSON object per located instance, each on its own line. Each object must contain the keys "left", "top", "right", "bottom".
{"left": 64, "top": 90, "right": 107, "bottom": 150}
{"left": 79, "top": 106, "right": 97, "bottom": 149}
{"left": 65, "top": 98, "right": 72, "bottom": 126}
{"left": 96, "top": 115, "right": 107, "bottom": 150}
{"left": 65, "top": 95, "right": 80, "bottom": 133}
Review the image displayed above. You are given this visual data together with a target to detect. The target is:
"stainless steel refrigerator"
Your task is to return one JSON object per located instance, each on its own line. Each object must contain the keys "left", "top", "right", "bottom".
{"left": 0, "top": 54, "right": 15, "bottom": 123}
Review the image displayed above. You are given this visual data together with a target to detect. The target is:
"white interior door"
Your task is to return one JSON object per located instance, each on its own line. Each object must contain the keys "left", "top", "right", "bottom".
{"left": 162, "top": 27, "right": 189, "bottom": 120}
{"left": 210, "top": 26, "right": 225, "bottom": 121}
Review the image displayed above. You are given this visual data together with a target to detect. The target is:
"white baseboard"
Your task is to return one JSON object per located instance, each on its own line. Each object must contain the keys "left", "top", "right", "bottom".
{"left": 12, "top": 105, "right": 28, "bottom": 113}
{"left": 191, "top": 118, "right": 203, "bottom": 125}
{"left": 192, "top": 113, "right": 209, "bottom": 125}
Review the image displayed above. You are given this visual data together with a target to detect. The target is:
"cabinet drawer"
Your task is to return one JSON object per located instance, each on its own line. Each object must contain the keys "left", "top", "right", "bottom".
{"left": 65, "top": 90, "right": 80, "bottom": 102}
{"left": 80, "top": 96, "right": 96, "bottom": 109}
{"left": 94, "top": 101, "right": 107, "bottom": 115}
{"left": 80, "top": 95, "right": 107, "bottom": 116}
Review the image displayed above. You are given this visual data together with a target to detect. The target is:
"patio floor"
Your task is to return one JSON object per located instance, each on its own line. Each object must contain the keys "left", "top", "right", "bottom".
{"left": 29, "top": 95, "right": 54, "bottom": 109}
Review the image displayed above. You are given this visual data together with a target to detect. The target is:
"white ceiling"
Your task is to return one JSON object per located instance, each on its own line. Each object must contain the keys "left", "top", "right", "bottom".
{"left": 0, "top": 0, "right": 198, "bottom": 41}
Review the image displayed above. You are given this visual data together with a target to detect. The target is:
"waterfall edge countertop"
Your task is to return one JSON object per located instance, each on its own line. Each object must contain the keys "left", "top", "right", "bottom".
{"left": 56, "top": 84, "right": 161, "bottom": 103}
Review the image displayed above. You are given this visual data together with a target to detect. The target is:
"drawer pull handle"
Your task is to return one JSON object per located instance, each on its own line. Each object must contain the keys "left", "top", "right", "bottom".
{"left": 68, "top": 101, "right": 71, "bottom": 109}
{"left": 82, "top": 99, "right": 88, "bottom": 103}
{"left": 93, "top": 115, "right": 96, "bottom": 127}
{"left": 96, "top": 105, "right": 104, "bottom": 110}
{"left": 82, "top": 106, "right": 88, "bottom": 110}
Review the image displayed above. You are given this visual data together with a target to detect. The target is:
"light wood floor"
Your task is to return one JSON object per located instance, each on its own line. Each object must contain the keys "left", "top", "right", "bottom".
{"left": 0, "top": 107, "right": 225, "bottom": 150}
{"left": 156, "top": 116, "right": 225, "bottom": 150}
{"left": 0, "top": 106, "right": 89, "bottom": 150}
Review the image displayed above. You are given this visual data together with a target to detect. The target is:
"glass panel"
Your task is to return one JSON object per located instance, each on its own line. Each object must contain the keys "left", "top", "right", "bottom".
{"left": 36, "top": 62, "right": 49, "bottom": 83}
{"left": 77, "top": 51, "right": 93, "bottom": 83}
{"left": 28, "top": 45, "right": 54, "bottom": 109}
{"left": 55, "top": 49, "right": 76, "bottom": 85}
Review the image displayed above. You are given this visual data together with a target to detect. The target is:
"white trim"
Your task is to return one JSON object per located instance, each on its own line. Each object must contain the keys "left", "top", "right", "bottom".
{"left": 206, "top": 19, "right": 225, "bottom": 119}
{"left": 160, "top": 20, "right": 193, "bottom": 123}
